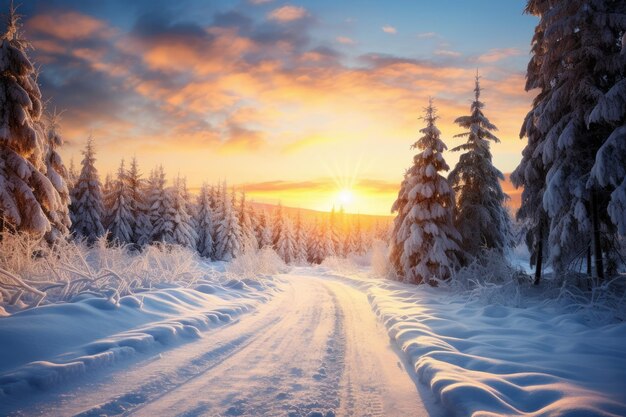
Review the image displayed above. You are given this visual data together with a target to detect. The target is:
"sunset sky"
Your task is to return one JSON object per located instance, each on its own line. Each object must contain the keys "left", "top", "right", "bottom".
{"left": 6, "top": 0, "right": 537, "bottom": 215}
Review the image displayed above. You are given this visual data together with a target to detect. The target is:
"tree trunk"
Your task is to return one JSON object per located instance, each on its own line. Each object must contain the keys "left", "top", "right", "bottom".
{"left": 591, "top": 190, "right": 604, "bottom": 280}
{"left": 533, "top": 229, "right": 542, "bottom": 285}
{"left": 586, "top": 245, "right": 592, "bottom": 276}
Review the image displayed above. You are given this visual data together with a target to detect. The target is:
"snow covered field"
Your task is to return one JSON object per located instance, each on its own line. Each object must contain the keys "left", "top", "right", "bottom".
{"left": 1, "top": 259, "right": 625, "bottom": 417}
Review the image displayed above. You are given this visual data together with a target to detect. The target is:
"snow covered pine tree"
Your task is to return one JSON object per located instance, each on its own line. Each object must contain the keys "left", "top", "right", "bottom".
{"left": 0, "top": 6, "right": 69, "bottom": 241}
{"left": 69, "top": 137, "right": 105, "bottom": 243}
{"left": 390, "top": 99, "right": 461, "bottom": 284}
{"left": 516, "top": 0, "right": 626, "bottom": 278}
{"left": 448, "top": 76, "right": 511, "bottom": 262}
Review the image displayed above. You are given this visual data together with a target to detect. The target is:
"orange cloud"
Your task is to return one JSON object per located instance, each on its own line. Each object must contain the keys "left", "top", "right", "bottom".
{"left": 477, "top": 48, "right": 523, "bottom": 63}
{"left": 268, "top": 6, "right": 308, "bottom": 22}
{"left": 26, "top": 12, "right": 114, "bottom": 41}
{"left": 382, "top": 25, "right": 397, "bottom": 34}
{"left": 336, "top": 36, "right": 356, "bottom": 45}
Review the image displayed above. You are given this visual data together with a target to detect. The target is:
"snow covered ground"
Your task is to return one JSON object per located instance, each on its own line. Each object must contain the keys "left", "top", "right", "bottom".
{"left": 1, "top": 260, "right": 625, "bottom": 416}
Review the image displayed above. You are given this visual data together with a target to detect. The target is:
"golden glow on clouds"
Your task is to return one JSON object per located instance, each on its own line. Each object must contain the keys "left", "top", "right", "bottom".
{"left": 26, "top": 9, "right": 533, "bottom": 216}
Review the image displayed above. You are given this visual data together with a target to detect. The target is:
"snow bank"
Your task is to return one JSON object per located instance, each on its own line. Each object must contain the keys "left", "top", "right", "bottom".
{"left": 0, "top": 280, "right": 278, "bottom": 397}
{"left": 309, "top": 256, "right": 626, "bottom": 417}
{"left": 0, "top": 242, "right": 282, "bottom": 398}
{"left": 367, "top": 281, "right": 626, "bottom": 416}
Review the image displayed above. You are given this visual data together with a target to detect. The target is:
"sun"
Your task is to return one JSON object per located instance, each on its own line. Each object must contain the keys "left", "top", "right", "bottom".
{"left": 338, "top": 189, "right": 354, "bottom": 205}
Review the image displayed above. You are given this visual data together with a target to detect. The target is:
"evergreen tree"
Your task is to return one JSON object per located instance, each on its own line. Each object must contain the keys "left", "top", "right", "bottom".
{"left": 390, "top": 99, "right": 461, "bottom": 284}
{"left": 511, "top": 0, "right": 553, "bottom": 284}
{"left": 104, "top": 160, "right": 133, "bottom": 244}
{"left": 272, "top": 203, "right": 284, "bottom": 248}
{"left": 238, "top": 191, "right": 258, "bottom": 252}
{"left": 329, "top": 207, "right": 342, "bottom": 256}
{"left": 519, "top": 0, "right": 626, "bottom": 277}
{"left": 276, "top": 215, "right": 296, "bottom": 263}
{"left": 214, "top": 188, "right": 242, "bottom": 261}
{"left": 146, "top": 166, "right": 168, "bottom": 243}
{"left": 448, "top": 77, "right": 511, "bottom": 260}
{"left": 69, "top": 137, "right": 105, "bottom": 243}
{"left": 294, "top": 211, "right": 309, "bottom": 263}
{"left": 0, "top": 7, "right": 67, "bottom": 238}
{"left": 196, "top": 183, "right": 215, "bottom": 258}
{"left": 42, "top": 112, "right": 70, "bottom": 241}
{"left": 307, "top": 219, "right": 327, "bottom": 264}
{"left": 163, "top": 177, "right": 197, "bottom": 249}
{"left": 127, "top": 157, "right": 151, "bottom": 246}
{"left": 257, "top": 210, "right": 273, "bottom": 248}
{"left": 67, "top": 157, "right": 78, "bottom": 190}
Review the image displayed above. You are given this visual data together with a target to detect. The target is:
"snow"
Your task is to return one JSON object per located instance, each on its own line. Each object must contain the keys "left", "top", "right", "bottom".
{"left": 0, "top": 266, "right": 279, "bottom": 399}
{"left": 1, "top": 250, "right": 625, "bottom": 417}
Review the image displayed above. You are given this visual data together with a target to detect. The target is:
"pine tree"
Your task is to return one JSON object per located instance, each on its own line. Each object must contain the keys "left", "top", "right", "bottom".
{"left": 127, "top": 157, "right": 151, "bottom": 246}
{"left": 257, "top": 210, "right": 273, "bottom": 248}
{"left": 146, "top": 166, "right": 167, "bottom": 243}
{"left": 104, "top": 160, "right": 133, "bottom": 244}
{"left": 69, "top": 137, "right": 105, "bottom": 243}
{"left": 520, "top": 0, "right": 626, "bottom": 277}
{"left": 67, "top": 157, "right": 78, "bottom": 190}
{"left": 272, "top": 203, "right": 284, "bottom": 248}
{"left": 238, "top": 191, "right": 258, "bottom": 252}
{"left": 196, "top": 183, "right": 215, "bottom": 258}
{"left": 276, "top": 215, "right": 296, "bottom": 263}
{"left": 390, "top": 99, "right": 461, "bottom": 284}
{"left": 0, "top": 6, "right": 67, "bottom": 239}
{"left": 448, "top": 77, "right": 511, "bottom": 260}
{"left": 214, "top": 188, "right": 242, "bottom": 261}
{"left": 42, "top": 112, "right": 70, "bottom": 241}
{"left": 294, "top": 211, "right": 309, "bottom": 263}
{"left": 511, "top": 0, "right": 553, "bottom": 284}
{"left": 329, "top": 207, "right": 342, "bottom": 256}
{"left": 307, "top": 219, "right": 327, "bottom": 264}
{"left": 163, "top": 176, "right": 197, "bottom": 249}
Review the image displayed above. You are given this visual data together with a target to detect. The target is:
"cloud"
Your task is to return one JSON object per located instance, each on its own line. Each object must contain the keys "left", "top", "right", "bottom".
{"left": 240, "top": 179, "right": 331, "bottom": 193}
{"left": 435, "top": 49, "right": 462, "bottom": 57}
{"left": 268, "top": 5, "right": 308, "bottom": 22}
{"left": 417, "top": 32, "right": 436, "bottom": 39}
{"left": 25, "top": 11, "right": 115, "bottom": 41}
{"left": 336, "top": 36, "right": 355, "bottom": 45}
{"left": 249, "top": 0, "right": 274, "bottom": 4}
{"left": 382, "top": 25, "right": 397, "bottom": 34}
{"left": 476, "top": 47, "right": 523, "bottom": 63}
{"left": 281, "top": 134, "right": 333, "bottom": 154}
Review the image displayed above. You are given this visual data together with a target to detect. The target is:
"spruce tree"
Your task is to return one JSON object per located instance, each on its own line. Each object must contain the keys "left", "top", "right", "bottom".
{"left": 448, "top": 78, "right": 511, "bottom": 260}
{"left": 276, "top": 215, "right": 296, "bottom": 263}
{"left": 238, "top": 191, "right": 257, "bottom": 252}
{"left": 69, "top": 137, "right": 105, "bottom": 243}
{"left": 519, "top": 0, "right": 626, "bottom": 277}
{"left": 127, "top": 157, "right": 151, "bottom": 246}
{"left": 196, "top": 183, "right": 215, "bottom": 258}
{"left": 163, "top": 176, "right": 197, "bottom": 249}
{"left": 214, "top": 188, "right": 242, "bottom": 261}
{"left": 0, "top": 6, "right": 67, "bottom": 239}
{"left": 390, "top": 99, "right": 461, "bottom": 284}
{"left": 105, "top": 160, "right": 133, "bottom": 244}
{"left": 146, "top": 166, "right": 168, "bottom": 243}
{"left": 294, "top": 211, "right": 309, "bottom": 263}
{"left": 42, "top": 112, "right": 70, "bottom": 241}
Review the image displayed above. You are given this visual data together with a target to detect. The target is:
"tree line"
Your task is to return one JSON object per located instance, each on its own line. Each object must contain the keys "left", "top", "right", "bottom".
{"left": 67, "top": 137, "right": 384, "bottom": 263}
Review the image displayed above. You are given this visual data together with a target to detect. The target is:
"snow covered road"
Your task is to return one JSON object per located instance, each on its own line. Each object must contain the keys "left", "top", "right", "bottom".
{"left": 7, "top": 272, "right": 436, "bottom": 417}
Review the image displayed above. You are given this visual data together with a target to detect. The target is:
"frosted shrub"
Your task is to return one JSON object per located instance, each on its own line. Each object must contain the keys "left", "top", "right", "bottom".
{"left": 369, "top": 239, "right": 394, "bottom": 279}
{"left": 0, "top": 234, "right": 220, "bottom": 312}
{"left": 226, "top": 247, "right": 287, "bottom": 279}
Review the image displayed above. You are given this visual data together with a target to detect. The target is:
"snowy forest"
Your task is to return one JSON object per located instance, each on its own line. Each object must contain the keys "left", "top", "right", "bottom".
{"left": 1, "top": 1, "right": 625, "bottom": 417}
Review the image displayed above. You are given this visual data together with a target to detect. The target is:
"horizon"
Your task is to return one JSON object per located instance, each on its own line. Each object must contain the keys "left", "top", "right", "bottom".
{"left": 3, "top": 0, "right": 535, "bottom": 215}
